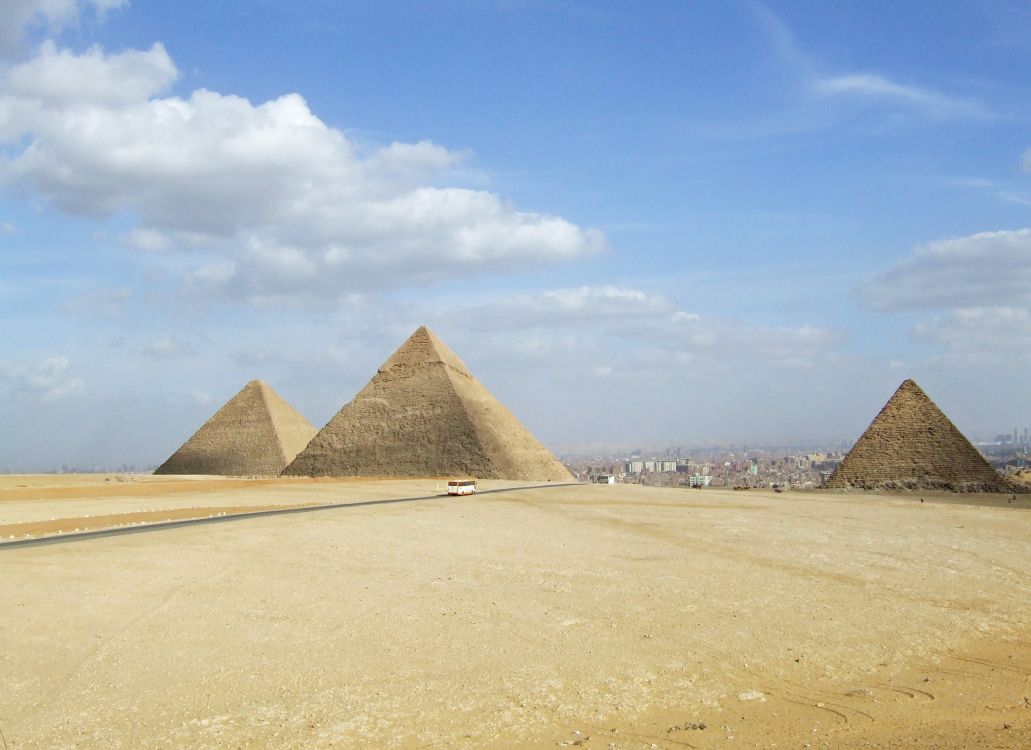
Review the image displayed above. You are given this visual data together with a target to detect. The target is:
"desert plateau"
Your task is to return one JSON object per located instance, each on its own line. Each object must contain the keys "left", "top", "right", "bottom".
{"left": 2, "top": 475, "right": 1029, "bottom": 749}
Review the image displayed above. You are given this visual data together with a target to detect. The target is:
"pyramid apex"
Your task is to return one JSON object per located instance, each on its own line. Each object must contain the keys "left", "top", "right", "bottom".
{"left": 379, "top": 325, "right": 470, "bottom": 375}
{"left": 243, "top": 379, "right": 275, "bottom": 401}
{"left": 892, "top": 379, "right": 932, "bottom": 401}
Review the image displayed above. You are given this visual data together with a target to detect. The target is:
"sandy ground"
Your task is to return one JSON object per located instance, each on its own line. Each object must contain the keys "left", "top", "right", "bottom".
{"left": 1, "top": 477, "right": 1029, "bottom": 749}
{"left": 0, "top": 474, "right": 540, "bottom": 532}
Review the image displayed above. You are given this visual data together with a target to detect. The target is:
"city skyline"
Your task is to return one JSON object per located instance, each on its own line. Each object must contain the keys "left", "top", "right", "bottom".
{"left": 3, "top": 1, "right": 1031, "bottom": 471}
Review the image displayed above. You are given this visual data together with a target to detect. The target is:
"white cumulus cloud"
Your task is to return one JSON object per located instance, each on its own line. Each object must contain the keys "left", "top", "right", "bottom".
{"left": 913, "top": 306, "right": 1031, "bottom": 364}
{"left": 0, "top": 355, "right": 85, "bottom": 402}
{"left": 456, "top": 286, "right": 675, "bottom": 331}
{"left": 4, "top": 40, "right": 175, "bottom": 106}
{"left": 864, "top": 229, "right": 1031, "bottom": 366}
{"left": 437, "top": 285, "right": 842, "bottom": 373}
{"left": 861, "top": 229, "right": 1031, "bottom": 311}
{"left": 0, "top": 0, "right": 127, "bottom": 57}
{"left": 0, "top": 42, "right": 604, "bottom": 305}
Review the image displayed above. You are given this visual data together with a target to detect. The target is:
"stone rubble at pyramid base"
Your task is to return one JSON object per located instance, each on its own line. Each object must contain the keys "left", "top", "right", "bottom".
{"left": 830, "top": 478, "right": 1020, "bottom": 493}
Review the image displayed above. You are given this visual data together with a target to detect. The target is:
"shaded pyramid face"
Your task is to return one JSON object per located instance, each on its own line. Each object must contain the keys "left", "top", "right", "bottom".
{"left": 825, "top": 379, "right": 1010, "bottom": 492}
{"left": 283, "top": 326, "right": 573, "bottom": 481}
{"left": 155, "top": 380, "right": 317, "bottom": 476}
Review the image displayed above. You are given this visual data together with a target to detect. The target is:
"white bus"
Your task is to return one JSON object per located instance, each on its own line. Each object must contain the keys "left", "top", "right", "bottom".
{"left": 447, "top": 479, "right": 477, "bottom": 496}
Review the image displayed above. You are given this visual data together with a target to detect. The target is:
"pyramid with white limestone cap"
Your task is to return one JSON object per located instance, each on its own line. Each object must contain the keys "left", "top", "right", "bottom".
{"left": 824, "top": 379, "right": 1012, "bottom": 492}
{"left": 155, "top": 380, "right": 316, "bottom": 476}
{"left": 283, "top": 326, "right": 573, "bottom": 481}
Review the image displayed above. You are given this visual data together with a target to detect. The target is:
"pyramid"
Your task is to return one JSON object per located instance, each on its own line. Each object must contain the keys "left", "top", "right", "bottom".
{"left": 824, "top": 379, "right": 1012, "bottom": 492}
{"left": 283, "top": 326, "right": 573, "bottom": 481}
{"left": 155, "top": 380, "right": 317, "bottom": 476}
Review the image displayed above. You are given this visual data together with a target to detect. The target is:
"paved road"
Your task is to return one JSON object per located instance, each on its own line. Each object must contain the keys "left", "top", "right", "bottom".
{"left": 0, "top": 483, "right": 580, "bottom": 551}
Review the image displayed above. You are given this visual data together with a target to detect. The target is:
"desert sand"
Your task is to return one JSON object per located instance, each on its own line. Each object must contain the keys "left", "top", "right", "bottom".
{"left": 1, "top": 476, "right": 1029, "bottom": 748}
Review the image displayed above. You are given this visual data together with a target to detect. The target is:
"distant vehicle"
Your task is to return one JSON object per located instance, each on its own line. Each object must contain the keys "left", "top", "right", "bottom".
{"left": 447, "top": 479, "right": 477, "bottom": 496}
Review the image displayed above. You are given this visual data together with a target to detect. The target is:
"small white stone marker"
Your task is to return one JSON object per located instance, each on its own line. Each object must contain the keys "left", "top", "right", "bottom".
{"left": 737, "top": 690, "right": 766, "bottom": 702}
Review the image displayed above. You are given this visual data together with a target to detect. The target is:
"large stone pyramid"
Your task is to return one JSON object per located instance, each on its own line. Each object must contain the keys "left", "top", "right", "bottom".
{"left": 283, "top": 326, "right": 573, "bottom": 481}
{"left": 825, "top": 379, "right": 1011, "bottom": 492}
{"left": 155, "top": 380, "right": 316, "bottom": 476}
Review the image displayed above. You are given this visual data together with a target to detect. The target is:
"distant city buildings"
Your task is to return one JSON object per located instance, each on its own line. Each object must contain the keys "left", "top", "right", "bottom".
{"left": 563, "top": 447, "right": 849, "bottom": 489}
{"left": 561, "top": 425, "right": 1031, "bottom": 488}
{"left": 560, "top": 433, "right": 1031, "bottom": 488}
{"left": 993, "top": 427, "right": 1030, "bottom": 445}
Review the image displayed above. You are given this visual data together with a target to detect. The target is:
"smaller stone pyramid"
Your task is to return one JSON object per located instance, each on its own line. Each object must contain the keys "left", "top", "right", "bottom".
{"left": 825, "top": 379, "right": 1012, "bottom": 492}
{"left": 283, "top": 326, "right": 573, "bottom": 481}
{"left": 155, "top": 380, "right": 316, "bottom": 476}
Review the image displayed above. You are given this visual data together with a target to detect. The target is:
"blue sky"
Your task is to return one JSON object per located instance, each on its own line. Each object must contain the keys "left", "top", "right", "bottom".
{"left": 2, "top": 0, "right": 1030, "bottom": 470}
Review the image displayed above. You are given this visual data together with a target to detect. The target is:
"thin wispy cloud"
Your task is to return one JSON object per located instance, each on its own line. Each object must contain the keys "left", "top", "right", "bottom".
{"left": 941, "top": 174, "right": 1031, "bottom": 210}
{"left": 998, "top": 191, "right": 1031, "bottom": 207}
{"left": 815, "top": 73, "right": 995, "bottom": 120}
{"left": 750, "top": 2, "right": 996, "bottom": 122}
{"left": 59, "top": 286, "right": 131, "bottom": 317}
{"left": 945, "top": 176, "right": 996, "bottom": 189}
{"left": 142, "top": 334, "right": 197, "bottom": 359}
{"left": 747, "top": 1, "right": 812, "bottom": 75}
